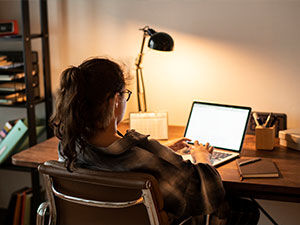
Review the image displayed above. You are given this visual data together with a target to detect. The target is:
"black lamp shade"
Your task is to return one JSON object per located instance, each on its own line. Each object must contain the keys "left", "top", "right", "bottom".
{"left": 148, "top": 32, "right": 174, "bottom": 51}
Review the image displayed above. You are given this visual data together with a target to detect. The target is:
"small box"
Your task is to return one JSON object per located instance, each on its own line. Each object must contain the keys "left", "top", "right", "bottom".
{"left": 255, "top": 126, "right": 275, "bottom": 150}
{"left": 130, "top": 112, "right": 168, "bottom": 139}
{"left": 0, "top": 20, "right": 19, "bottom": 36}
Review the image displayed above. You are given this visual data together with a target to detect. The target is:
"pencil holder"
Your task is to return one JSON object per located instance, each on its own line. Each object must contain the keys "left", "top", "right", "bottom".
{"left": 255, "top": 126, "right": 275, "bottom": 150}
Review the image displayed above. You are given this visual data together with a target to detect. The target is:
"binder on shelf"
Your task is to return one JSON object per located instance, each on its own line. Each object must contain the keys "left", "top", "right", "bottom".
{"left": 0, "top": 119, "right": 28, "bottom": 164}
{"left": 13, "top": 123, "right": 46, "bottom": 154}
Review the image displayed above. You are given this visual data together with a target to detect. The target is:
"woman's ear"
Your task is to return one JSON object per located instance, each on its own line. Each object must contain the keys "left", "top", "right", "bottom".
{"left": 114, "top": 93, "right": 119, "bottom": 108}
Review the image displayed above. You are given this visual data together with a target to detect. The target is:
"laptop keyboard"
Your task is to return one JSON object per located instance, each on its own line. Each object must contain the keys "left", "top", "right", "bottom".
{"left": 210, "top": 151, "right": 232, "bottom": 164}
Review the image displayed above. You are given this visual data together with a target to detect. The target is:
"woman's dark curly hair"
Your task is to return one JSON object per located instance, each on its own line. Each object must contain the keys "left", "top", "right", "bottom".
{"left": 50, "top": 58, "right": 126, "bottom": 170}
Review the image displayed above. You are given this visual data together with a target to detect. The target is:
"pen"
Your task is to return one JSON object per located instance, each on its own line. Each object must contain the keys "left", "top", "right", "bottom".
{"left": 252, "top": 113, "right": 260, "bottom": 127}
{"left": 264, "top": 113, "right": 272, "bottom": 127}
{"left": 257, "top": 117, "right": 263, "bottom": 126}
{"left": 269, "top": 116, "right": 277, "bottom": 127}
{"left": 238, "top": 157, "right": 261, "bottom": 166}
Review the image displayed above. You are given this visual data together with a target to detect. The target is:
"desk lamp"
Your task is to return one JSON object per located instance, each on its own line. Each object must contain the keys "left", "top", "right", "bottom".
{"left": 135, "top": 26, "right": 174, "bottom": 112}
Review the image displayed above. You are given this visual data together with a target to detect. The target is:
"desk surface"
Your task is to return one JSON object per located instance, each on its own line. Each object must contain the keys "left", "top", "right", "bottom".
{"left": 12, "top": 123, "right": 300, "bottom": 202}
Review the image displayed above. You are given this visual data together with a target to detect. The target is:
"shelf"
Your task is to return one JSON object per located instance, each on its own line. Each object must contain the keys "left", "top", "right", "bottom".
{"left": 0, "top": 35, "right": 22, "bottom": 41}
{"left": 0, "top": 97, "right": 45, "bottom": 108}
{"left": 0, "top": 162, "right": 32, "bottom": 172}
{"left": 0, "top": 33, "right": 43, "bottom": 41}
{"left": 0, "top": 1, "right": 53, "bottom": 224}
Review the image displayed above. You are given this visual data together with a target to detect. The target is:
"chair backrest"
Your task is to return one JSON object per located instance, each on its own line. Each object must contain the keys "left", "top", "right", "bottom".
{"left": 38, "top": 160, "right": 169, "bottom": 225}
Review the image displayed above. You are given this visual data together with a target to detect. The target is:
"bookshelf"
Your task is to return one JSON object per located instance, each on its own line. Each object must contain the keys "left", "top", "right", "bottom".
{"left": 0, "top": 0, "right": 53, "bottom": 223}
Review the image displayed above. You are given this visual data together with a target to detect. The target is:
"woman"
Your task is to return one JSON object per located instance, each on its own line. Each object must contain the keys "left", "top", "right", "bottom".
{"left": 50, "top": 57, "right": 259, "bottom": 225}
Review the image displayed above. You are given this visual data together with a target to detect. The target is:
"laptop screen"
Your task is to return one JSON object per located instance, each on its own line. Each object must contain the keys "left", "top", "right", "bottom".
{"left": 184, "top": 101, "right": 251, "bottom": 152}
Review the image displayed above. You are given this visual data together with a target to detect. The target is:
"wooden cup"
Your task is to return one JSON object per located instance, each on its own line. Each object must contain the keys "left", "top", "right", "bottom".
{"left": 255, "top": 126, "right": 275, "bottom": 150}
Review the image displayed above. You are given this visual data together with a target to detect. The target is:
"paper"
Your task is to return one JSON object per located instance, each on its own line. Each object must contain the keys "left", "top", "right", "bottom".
{"left": 130, "top": 112, "right": 168, "bottom": 139}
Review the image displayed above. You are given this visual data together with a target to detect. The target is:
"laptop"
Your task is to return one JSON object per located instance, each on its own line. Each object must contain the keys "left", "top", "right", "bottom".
{"left": 182, "top": 101, "right": 251, "bottom": 167}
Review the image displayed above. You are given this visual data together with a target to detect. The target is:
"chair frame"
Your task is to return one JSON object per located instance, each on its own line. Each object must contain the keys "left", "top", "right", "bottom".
{"left": 37, "top": 161, "right": 167, "bottom": 225}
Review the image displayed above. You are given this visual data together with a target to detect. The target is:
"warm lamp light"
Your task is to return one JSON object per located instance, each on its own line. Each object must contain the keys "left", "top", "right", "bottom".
{"left": 135, "top": 26, "right": 174, "bottom": 112}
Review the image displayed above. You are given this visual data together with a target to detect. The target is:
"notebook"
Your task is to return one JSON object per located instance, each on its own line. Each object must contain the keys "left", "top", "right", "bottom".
{"left": 182, "top": 101, "right": 251, "bottom": 167}
{"left": 236, "top": 158, "right": 279, "bottom": 180}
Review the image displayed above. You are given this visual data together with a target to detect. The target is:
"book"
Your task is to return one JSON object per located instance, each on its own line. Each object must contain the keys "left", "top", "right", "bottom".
{"left": 0, "top": 51, "right": 38, "bottom": 64}
{"left": 0, "top": 92, "right": 26, "bottom": 105}
{"left": 236, "top": 158, "right": 279, "bottom": 180}
{"left": 20, "top": 188, "right": 32, "bottom": 225}
{"left": 0, "top": 64, "right": 38, "bottom": 81}
{"left": 0, "top": 82, "right": 26, "bottom": 92}
{"left": 13, "top": 190, "right": 24, "bottom": 225}
{"left": 0, "top": 72, "right": 25, "bottom": 81}
{"left": 23, "top": 192, "right": 33, "bottom": 225}
{"left": 0, "top": 61, "right": 23, "bottom": 69}
{"left": 0, "top": 122, "right": 11, "bottom": 138}
{"left": 6, "top": 187, "right": 29, "bottom": 225}
{"left": 0, "top": 55, "right": 7, "bottom": 61}
{"left": 0, "top": 119, "right": 28, "bottom": 164}
{"left": 0, "top": 120, "right": 16, "bottom": 142}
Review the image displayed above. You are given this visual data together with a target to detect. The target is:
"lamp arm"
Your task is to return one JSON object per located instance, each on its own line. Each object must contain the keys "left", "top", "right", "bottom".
{"left": 135, "top": 32, "right": 148, "bottom": 112}
{"left": 136, "top": 68, "right": 141, "bottom": 111}
{"left": 138, "top": 67, "right": 147, "bottom": 112}
{"left": 135, "top": 33, "right": 146, "bottom": 69}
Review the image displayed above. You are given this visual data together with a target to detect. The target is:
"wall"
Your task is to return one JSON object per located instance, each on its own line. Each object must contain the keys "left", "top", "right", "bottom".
{"left": 47, "top": 0, "right": 300, "bottom": 128}
{"left": 1, "top": 0, "right": 300, "bottom": 223}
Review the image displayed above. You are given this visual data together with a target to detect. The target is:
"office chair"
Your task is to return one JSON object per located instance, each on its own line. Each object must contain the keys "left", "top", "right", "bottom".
{"left": 37, "top": 160, "right": 177, "bottom": 225}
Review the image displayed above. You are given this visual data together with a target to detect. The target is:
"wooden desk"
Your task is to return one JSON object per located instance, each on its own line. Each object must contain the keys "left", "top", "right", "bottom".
{"left": 12, "top": 124, "right": 300, "bottom": 203}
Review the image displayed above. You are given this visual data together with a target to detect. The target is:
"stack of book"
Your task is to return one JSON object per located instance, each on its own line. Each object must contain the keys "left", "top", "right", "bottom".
{"left": 279, "top": 129, "right": 300, "bottom": 151}
{"left": 6, "top": 187, "right": 32, "bottom": 225}
{"left": 0, "top": 51, "right": 39, "bottom": 105}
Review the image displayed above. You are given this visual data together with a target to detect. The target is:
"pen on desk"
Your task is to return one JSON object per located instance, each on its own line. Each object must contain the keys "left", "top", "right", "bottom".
{"left": 238, "top": 157, "right": 261, "bottom": 166}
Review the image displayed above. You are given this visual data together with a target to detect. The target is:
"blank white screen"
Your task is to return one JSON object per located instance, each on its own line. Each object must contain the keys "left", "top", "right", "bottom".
{"left": 185, "top": 103, "right": 250, "bottom": 151}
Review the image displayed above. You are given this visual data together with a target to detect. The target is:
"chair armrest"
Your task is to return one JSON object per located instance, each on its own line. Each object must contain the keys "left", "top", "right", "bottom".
{"left": 36, "top": 202, "right": 49, "bottom": 225}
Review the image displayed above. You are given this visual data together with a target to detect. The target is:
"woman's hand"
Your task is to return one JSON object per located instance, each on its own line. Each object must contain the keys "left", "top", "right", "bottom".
{"left": 190, "top": 141, "right": 214, "bottom": 165}
{"left": 167, "top": 137, "right": 191, "bottom": 153}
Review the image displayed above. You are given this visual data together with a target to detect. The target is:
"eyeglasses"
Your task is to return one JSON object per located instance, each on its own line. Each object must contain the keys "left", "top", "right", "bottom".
{"left": 120, "top": 89, "right": 132, "bottom": 102}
